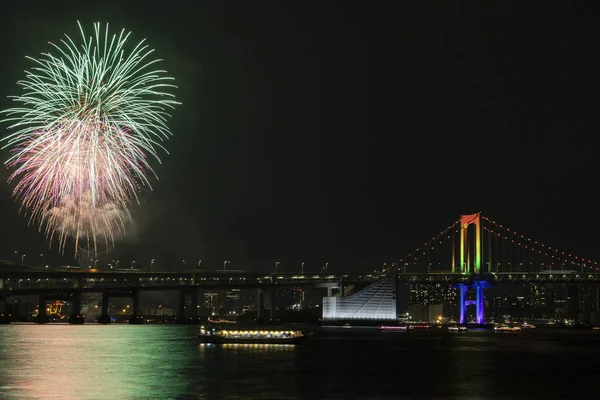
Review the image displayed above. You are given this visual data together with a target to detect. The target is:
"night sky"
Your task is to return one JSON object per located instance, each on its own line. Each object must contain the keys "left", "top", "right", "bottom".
{"left": 1, "top": 2, "right": 599, "bottom": 272}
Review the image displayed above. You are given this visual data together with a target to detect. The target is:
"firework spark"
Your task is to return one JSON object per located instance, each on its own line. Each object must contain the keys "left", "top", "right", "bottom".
{"left": 1, "top": 22, "right": 179, "bottom": 253}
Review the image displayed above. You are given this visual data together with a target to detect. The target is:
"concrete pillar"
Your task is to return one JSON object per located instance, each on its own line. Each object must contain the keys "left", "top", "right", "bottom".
{"left": 175, "top": 290, "right": 187, "bottom": 324}
{"left": 129, "top": 289, "right": 143, "bottom": 324}
{"left": 133, "top": 290, "right": 141, "bottom": 314}
{"left": 568, "top": 285, "right": 579, "bottom": 321}
{"left": 98, "top": 292, "right": 111, "bottom": 324}
{"left": 269, "top": 290, "right": 277, "bottom": 322}
{"left": 582, "top": 285, "right": 592, "bottom": 325}
{"left": 257, "top": 289, "right": 265, "bottom": 321}
{"left": 0, "top": 279, "right": 4, "bottom": 313}
{"left": 188, "top": 290, "right": 200, "bottom": 324}
{"left": 36, "top": 294, "right": 48, "bottom": 324}
{"left": 190, "top": 290, "right": 198, "bottom": 316}
{"left": 545, "top": 283, "right": 555, "bottom": 316}
{"left": 459, "top": 284, "right": 467, "bottom": 325}
{"left": 68, "top": 289, "right": 84, "bottom": 324}
{"left": 0, "top": 292, "right": 9, "bottom": 324}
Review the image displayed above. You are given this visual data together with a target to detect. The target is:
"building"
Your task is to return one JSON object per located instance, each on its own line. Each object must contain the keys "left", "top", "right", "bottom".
{"left": 278, "top": 288, "right": 305, "bottom": 310}
{"left": 322, "top": 274, "right": 396, "bottom": 320}
{"left": 203, "top": 292, "right": 219, "bottom": 316}
{"left": 409, "top": 283, "right": 457, "bottom": 305}
{"left": 529, "top": 284, "right": 546, "bottom": 309}
{"left": 224, "top": 289, "right": 241, "bottom": 314}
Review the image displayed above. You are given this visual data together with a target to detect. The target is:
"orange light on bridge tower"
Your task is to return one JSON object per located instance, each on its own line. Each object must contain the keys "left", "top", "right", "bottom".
{"left": 459, "top": 213, "right": 482, "bottom": 275}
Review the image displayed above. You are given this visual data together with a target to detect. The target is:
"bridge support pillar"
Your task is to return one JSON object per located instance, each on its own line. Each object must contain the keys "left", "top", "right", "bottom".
{"left": 0, "top": 298, "right": 8, "bottom": 324}
{"left": 176, "top": 290, "right": 187, "bottom": 324}
{"left": 0, "top": 279, "right": 8, "bottom": 324}
{"left": 98, "top": 292, "right": 111, "bottom": 324}
{"left": 458, "top": 281, "right": 488, "bottom": 325}
{"left": 269, "top": 290, "right": 277, "bottom": 323}
{"left": 68, "top": 289, "right": 85, "bottom": 324}
{"left": 459, "top": 285, "right": 467, "bottom": 325}
{"left": 36, "top": 294, "right": 48, "bottom": 324}
{"left": 188, "top": 290, "right": 200, "bottom": 324}
{"left": 475, "top": 282, "right": 485, "bottom": 325}
{"left": 129, "top": 289, "right": 144, "bottom": 324}
{"left": 257, "top": 289, "right": 265, "bottom": 322}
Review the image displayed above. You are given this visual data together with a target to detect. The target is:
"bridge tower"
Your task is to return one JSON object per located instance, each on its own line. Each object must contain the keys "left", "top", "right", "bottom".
{"left": 458, "top": 213, "right": 482, "bottom": 275}
{"left": 457, "top": 212, "right": 489, "bottom": 325}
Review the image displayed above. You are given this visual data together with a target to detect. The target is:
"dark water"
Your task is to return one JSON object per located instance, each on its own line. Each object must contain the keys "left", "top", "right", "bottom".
{"left": 0, "top": 325, "right": 598, "bottom": 399}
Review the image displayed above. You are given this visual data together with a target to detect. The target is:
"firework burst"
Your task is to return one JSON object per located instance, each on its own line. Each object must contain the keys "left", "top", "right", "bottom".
{"left": 1, "top": 22, "right": 179, "bottom": 253}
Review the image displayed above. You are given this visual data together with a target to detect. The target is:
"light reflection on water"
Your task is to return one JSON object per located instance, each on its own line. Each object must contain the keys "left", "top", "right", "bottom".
{"left": 1, "top": 324, "right": 599, "bottom": 399}
{"left": 0, "top": 325, "right": 195, "bottom": 399}
{"left": 200, "top": 342, "right": 296, "bottom": 352}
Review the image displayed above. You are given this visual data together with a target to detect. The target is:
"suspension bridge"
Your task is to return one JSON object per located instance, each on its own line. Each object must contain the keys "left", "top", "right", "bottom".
{"left": 2, "top": 212, "right": 600, "bottom": 325}
{"left": 323, "top": 212, "right": 600, "bottom": 324}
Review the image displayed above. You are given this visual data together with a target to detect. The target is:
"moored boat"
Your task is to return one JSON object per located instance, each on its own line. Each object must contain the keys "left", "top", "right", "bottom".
{"left": 378, "top": 324, "right": 408, "bottom": 332}
{"left": 198, "top": 326, "right": 309, "bottom": 344}
{"left": 448, "top": 325, "right": 468, "bottom": 333}
{"left": 494, "top": 325, "right": 521, "bottom": 334}
{"left": 408, "top": 323, "right": 432, "bottom": 331}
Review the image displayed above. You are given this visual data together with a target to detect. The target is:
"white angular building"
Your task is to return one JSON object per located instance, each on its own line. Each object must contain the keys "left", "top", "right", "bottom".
{"left": 322, "top": 272, "right": 397, "bottom": 320}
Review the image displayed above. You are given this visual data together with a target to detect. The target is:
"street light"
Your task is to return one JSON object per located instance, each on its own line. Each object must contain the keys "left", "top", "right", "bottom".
{"left": 151, "top": 259, "right": 155, "bottom": 272}
{"left": 197, "top": 260, "right": 203, "bottom": 270}
{"left": 21, "top": 254, "right": 26, "bottom": 266}
{"left": 223, "top": 260, "right": 231, "bottom": 271}
{"left": 275, "top": 261, "right": 280, "bottom": 274}
{"left": 301, "top": 262, "right": 305, "bottom": 275}
{"left": 131, "top": 261, "right": 136, "bottom": 269}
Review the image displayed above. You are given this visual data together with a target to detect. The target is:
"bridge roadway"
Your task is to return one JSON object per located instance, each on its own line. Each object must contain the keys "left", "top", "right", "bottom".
{"left": 2, "top": 264, "right": 600, "bottom": 295}
{"left": 0, "top": 265, "right": 385, "bottom": 295}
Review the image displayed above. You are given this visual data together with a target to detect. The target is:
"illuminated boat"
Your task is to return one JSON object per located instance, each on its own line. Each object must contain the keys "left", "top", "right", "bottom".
{"left": 494, "top": 325, "right": 521, "bottom": 334}
{"left": 198, "top": 326, "right": 309, "bottom": 344}
{"left": 408, "top": 323, "right": 432, "bottom": 331}
{"left": 378, "top": 324, "right": 408, "bottom": 332}
{"left": 448, "top": 325, "right": 468, "bottom": 333}
{"left": 521, "top": 322, "right": 536, "bottom": 329}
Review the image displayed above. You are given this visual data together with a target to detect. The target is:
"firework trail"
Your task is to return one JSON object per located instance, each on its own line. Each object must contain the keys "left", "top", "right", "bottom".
{"left": 1, "top": 22, "right": 179, "bottom": 253}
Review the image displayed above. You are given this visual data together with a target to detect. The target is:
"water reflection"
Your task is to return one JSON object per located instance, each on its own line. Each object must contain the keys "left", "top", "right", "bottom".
{"left": 1, "top": 325, "right": 600, "bottom": 399}
{"left": 199, "top": 342, "right": 296, "bottom": 352}
{"left": 0, "top": 325, "right": 195, "bottom": 400}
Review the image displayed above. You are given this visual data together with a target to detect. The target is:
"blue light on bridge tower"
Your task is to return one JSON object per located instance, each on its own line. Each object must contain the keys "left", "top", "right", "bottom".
{"left": 458, "top": 280, "right": 490, "bottom": 325}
